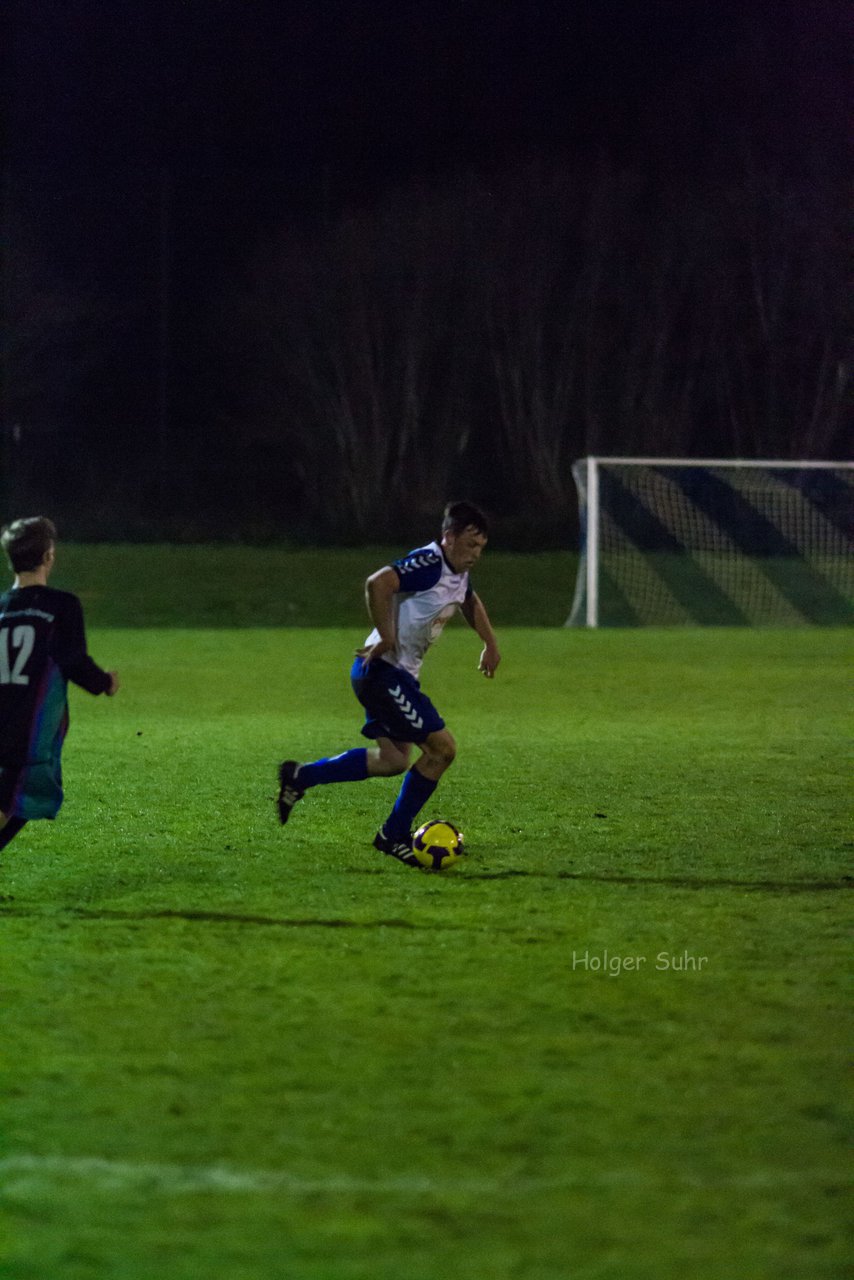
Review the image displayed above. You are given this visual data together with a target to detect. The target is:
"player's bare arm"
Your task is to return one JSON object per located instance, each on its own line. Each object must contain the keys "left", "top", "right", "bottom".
{"left": 355, "top": 566, "right": 400, "bottom": 662}
{"left": 460, "top": 591, "right": 501, "bottom": 677}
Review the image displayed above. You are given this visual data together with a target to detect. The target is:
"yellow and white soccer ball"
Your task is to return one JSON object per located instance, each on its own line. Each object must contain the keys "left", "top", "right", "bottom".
{"left": 412, "top": 819, "right": 466, "bottom": 871}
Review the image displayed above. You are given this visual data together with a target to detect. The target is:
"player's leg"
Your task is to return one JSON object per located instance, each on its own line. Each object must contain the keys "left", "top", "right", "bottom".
{"left": 277, "top": 736, "right": 412, "bottom": 824}
{"left": 415, "top": 728, "right": 457, "bottom": 782}
{"left": 277, "top": 660, "right": 419, "bottom": 825}
{"left": 367, "top": 738, "right": 412, "bottom": 776}
{"left": 375, "top": 728, "right": 456, "bottom": 857}
{"left": 368, "top": 665, "right": 451, "bottom": 863}
{"left": 0, "top": 814, "right": 27, "bottom": 851}
{"left": 0, "top": 778, "right": 29, "bottom": 851}
{"left": 277, "top": 747, "right": 369, "bottom": 824}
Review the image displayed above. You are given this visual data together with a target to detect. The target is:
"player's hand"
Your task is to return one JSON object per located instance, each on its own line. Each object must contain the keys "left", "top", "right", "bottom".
{"left": 478, "top": 645, "right": 500, "bottom": 678}
{"left": 355, "top": 637, "right": 395, "bottom": 665}
{"left": 106, "top": 671, "right": 120, "bottom": 696}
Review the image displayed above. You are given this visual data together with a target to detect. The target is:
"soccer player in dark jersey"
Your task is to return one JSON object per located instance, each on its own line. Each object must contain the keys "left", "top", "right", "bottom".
{"left": 0, "top": 517, "right": 119, "bottom": 852}
{"left": 276, "top": 501, "right": 501, "bottom": 866}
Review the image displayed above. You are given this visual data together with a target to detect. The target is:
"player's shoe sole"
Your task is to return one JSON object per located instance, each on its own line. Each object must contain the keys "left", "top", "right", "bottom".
{"left": 373, "top": 828, "right": 421, "bottom": 868}
{"left": 277, "top": 761, "right": 305, "bottom": 825}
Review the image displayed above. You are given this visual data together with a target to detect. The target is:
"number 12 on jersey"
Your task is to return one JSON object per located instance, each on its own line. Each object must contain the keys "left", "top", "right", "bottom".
{"left": 0, "top": 624, "right": 36, "bottom": 685}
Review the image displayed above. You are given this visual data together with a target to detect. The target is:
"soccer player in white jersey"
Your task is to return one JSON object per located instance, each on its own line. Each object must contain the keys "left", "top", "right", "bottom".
{"left": 277, "top": 502, "right": 501, "bottom": 866}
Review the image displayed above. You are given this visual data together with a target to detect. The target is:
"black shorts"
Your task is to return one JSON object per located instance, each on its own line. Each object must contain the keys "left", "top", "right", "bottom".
{"left": 350, "top": 657, "right": 445, "bottom": 745}
{"left": 0, "top": 760, "right": 63, "bottom": 820}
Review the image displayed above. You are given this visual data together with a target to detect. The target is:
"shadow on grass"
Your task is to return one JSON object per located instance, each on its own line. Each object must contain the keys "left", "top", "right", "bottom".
{"left": 0, "top": 905, "right": 495, "bottom": 932}
{"left": 458, "top": 870, "right": 853, "bottom": 893}
{"left": 1, "top": 870, "right": 851, "bottom": 933}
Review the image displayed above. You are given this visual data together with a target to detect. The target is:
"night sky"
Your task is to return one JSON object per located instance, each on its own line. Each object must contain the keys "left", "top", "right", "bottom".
{"left": 10, "top": 1, "right": 848, "bottom": 208}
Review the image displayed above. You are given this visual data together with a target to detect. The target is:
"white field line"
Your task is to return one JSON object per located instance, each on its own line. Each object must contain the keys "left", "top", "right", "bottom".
{"left": 0, "top": 1155, "right": 847, "bottom": 1197}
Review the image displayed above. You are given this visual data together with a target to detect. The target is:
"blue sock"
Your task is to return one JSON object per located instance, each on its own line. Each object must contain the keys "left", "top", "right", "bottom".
{"left": 384, "top": 767, "right": 437, "bottom": 840}
{"left": 298, "top": 749, "right": 369, "bottom": 789}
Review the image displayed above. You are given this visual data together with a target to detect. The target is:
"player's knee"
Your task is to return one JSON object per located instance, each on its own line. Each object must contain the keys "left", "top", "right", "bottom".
{"left": 425, "top": 732, "right": 456, "bottom": 770}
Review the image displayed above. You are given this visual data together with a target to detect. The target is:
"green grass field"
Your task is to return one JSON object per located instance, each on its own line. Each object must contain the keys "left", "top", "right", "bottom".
{"left": 1, "top": 547, "right": 851, "bottom": 1279}
{"left": 50, "top": 544, "right": 575, "bottom": 628}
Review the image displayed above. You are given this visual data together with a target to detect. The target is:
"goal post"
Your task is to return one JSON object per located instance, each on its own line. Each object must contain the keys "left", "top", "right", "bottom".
{"left": 567, "top": 458, "right": 854, "bottom": 627}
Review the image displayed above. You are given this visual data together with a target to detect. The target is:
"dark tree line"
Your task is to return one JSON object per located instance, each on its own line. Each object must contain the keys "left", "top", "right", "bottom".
{"left": 231, "top": 157, "right": 849, "bottom": 537}
{"left": 3, "top": 154, "right": 849, "bottom": 542}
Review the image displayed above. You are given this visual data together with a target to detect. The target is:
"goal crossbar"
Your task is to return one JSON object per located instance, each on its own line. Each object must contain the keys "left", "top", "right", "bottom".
{"left": 579, "top": 457, "right": 853, "bottom": 468}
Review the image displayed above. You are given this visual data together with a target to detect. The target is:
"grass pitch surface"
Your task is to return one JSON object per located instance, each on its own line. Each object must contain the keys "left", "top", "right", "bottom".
{"left": 1, "top": 622, "right": 850, "bottom": 1279}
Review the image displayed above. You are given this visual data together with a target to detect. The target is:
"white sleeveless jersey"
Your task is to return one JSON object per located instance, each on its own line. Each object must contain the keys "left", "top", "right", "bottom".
{"left": 363, "top": 541, "right": 471, "bottom": 679}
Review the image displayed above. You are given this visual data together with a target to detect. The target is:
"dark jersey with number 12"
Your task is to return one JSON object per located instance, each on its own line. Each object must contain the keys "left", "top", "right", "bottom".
{"left": 0, "top": 585, "right": 111, "bottom": 818}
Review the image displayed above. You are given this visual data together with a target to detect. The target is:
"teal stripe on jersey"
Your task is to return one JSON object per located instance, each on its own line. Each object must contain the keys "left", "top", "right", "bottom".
{"left": 7, "top": 661, "right": 68, "bottom": 819}
{"left": 26, "top": 660, "right": 69, "bottom": 765}
{"left": 8, "top": 760, "right": 63, "bottom": 820}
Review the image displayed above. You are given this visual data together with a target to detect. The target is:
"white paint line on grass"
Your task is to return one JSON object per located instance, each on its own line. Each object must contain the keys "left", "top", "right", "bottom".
{"left": 0, "top": 1155, "right": 848, "bottom": 1198}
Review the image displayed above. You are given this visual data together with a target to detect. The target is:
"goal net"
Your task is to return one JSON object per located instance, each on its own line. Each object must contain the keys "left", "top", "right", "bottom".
{"left": 567, "top": 458, "right": 854, "bottom": 627}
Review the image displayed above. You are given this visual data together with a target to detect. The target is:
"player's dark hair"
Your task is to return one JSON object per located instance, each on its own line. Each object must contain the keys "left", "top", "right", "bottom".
{"left": 1, "top": 516, "right": 57, "bottom": 573}
{"left": 441, "top": 501, "right": 489, "bottom": 538}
